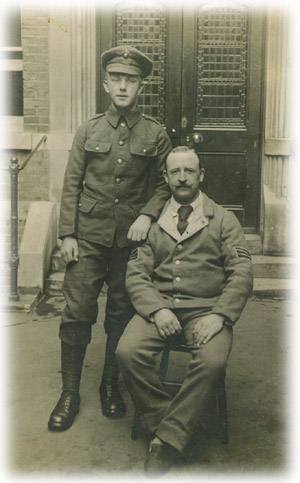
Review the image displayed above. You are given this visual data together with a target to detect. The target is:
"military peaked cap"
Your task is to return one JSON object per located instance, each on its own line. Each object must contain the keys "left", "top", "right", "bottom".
{"left": 101, "top": 45, "right": 152, "bottom": 78}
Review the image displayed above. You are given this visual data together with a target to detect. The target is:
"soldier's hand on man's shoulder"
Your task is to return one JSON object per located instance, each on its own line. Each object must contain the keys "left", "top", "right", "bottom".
{"left": 127, "top": 214, "right": 152, "bottom": 242}
{"left": 60, "top": 236, "right": 79, "bottom": 264}
{"left": 152, "top": 308, "right": 182, "bottom": 339}
{"left": 192, "top": 314, "right": 225, "bottom": 346}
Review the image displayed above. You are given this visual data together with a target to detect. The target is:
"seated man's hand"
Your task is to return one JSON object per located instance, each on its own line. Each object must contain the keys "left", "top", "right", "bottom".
{"left": 127, "top": 214, "right": 152, "bottom": 242}
{"left": 61, "top": 236, "right": 79, "bottom": 264}
{"left": 192, "top": 314, "right": 225, "bottom": 346}
{"left": 152, "top": 308, "right": 182, "bottom": 339}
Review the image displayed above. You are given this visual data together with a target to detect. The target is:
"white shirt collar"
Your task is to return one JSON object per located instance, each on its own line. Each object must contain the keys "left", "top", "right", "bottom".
{"left": 169, "top": 191, "right": 203, "bottom": 217}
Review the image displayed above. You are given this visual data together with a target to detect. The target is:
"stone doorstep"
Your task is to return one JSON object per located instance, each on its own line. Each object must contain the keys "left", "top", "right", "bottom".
{"left": 50, "top": 235, "right": 264, "bottom": 273}
{"left": 252, "top": 255, "right": 298, "bottom": 279}
{"left": 45, "top": 258, "right": 298, "bottom": 300}
{"left": 253, "top": 278, "right": 298, "bottom": 298}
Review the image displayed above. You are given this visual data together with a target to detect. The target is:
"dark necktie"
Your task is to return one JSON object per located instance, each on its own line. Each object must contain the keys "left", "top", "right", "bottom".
{"left": 177, "top": 205, "right": 193, "bottom": 235}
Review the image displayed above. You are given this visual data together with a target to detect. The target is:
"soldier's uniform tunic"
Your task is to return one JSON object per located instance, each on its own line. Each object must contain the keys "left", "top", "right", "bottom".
{"left": 59, "top": 104, "right": 172, "bottom": 345}
{"left": 117, "top": 192, "right": 253, "bottom": 452}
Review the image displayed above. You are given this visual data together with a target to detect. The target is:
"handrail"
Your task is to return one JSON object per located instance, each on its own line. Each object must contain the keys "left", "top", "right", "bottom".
{"left": 19, "top": 135, "right": 47, "bottom": 172}
{"left": 9, "top": 134, "right": 47, "bottom": 302}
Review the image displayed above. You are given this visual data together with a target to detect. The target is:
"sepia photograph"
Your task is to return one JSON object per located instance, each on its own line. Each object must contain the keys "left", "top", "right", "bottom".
{"left": 0, "top": 0, "right": 299, "bottom": 480}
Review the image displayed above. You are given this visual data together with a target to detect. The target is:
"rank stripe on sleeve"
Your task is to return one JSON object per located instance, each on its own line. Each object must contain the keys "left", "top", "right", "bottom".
{"left": 234, "top": 247, "right": 251, "bottom": 260}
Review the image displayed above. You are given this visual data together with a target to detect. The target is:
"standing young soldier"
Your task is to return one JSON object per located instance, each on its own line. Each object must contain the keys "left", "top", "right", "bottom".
{"left": 48, "top": 46, "right": 172, "bottom": 431}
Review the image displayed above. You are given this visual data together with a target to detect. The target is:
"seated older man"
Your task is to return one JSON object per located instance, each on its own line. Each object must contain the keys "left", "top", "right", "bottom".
{"left": 117, "top": 146, "right": 253, "bottom": 475}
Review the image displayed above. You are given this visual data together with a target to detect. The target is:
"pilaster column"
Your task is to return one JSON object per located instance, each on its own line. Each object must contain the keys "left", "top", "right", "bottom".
{"left": 262, "top": 10, "right": 291, "bottom": 254}
{"left": 263, "top": 10, "right": 290, "bottom": 200}
{"left": 48, "top": 2, "right": 96, "bottom": 202}
{"left": 70, "top": 2, "right": 96, "bottom": 131}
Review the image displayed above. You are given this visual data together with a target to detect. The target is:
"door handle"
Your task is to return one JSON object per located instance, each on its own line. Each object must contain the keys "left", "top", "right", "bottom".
{"left": 192, "top": 133, "right": 204, "bottom": 144}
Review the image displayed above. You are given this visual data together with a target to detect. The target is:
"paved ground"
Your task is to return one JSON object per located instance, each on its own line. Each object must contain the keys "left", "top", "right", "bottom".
{"left": 1, "top": 293, "right": 293, "bottom": 479}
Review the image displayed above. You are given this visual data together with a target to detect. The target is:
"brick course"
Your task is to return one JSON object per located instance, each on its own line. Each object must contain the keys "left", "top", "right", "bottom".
{"left": 21, "top": 8, "right": 49, "bottom": 134}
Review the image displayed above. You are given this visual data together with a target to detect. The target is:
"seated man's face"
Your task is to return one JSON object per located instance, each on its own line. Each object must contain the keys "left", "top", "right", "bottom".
{"left": 164, "top": 151, "right": 205, "bottom": 204}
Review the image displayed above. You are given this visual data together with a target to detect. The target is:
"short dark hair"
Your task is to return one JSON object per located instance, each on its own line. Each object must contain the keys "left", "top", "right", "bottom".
{"left": 165, "top": 146, "right": 202, "bottom": 170}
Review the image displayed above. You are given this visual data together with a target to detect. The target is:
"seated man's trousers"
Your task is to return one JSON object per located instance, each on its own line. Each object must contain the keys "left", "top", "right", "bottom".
{"left": 117, "top": 312, "right": 233, "bottom": 453}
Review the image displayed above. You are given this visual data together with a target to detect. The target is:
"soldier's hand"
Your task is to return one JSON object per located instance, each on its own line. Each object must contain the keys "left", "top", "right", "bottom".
{"left": 192, "top": 314, "right": 224, "bottom": 346}
{"left": 152, "top": 308, "right": 182, "bottom": 339}
{"left": 127, "top": 215, "right": 152, "bottom": 242}
{"left": 61, "top": 236, "right": 79, "bottom": 264}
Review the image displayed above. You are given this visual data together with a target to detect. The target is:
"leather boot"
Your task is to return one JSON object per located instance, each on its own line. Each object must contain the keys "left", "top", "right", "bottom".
{"left": 100, "top": 336, "right": 126, "bottom": 419}
{"left": 48, "top": 341, "right": 86, "bottom": 431}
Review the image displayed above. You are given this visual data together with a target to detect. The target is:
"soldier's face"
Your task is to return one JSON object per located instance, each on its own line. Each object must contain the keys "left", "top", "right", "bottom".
{"left": 103, "top": 73, "right": 143, "bottom": 110}
{"left": 164, "top": 152, "right": 205, "bottom": 203}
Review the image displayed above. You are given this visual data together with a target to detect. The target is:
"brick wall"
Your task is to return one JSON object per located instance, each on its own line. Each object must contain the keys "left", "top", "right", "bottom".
{"left": 21, "top": 7, "right": 49, "bottom": 133}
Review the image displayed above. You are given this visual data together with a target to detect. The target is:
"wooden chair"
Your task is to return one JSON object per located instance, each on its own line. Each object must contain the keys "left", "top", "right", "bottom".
{"left": 131, "top": 343, "right": 228, "bottom": 444}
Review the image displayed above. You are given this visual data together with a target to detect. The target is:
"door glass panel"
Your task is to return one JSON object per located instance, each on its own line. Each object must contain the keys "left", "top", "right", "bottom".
{"left": 195, "top": 2, "right": 248, "bottom": 128}
{"left": 114, "top": 1, "right": 167, "bottom": 123}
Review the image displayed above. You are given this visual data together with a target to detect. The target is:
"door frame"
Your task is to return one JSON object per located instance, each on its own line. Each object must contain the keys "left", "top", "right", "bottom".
{"left": 96, "top": 6, "right": 266, "bottom": 232}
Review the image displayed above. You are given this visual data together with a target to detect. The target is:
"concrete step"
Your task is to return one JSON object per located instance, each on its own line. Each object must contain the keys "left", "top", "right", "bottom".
{"left": 245, "top": 234, "right": 262, "bottom": 255}
{"left": 50, "top": 233, "right": 263, "bottom": 272}
{"left": 45, "top": 252, "right": 296, "bottom": 299}
{"left": 253, "top": 278, "right": 298, "bottom": 298}
{"left": 252, "top": 255, "right": 297, "bottom": 279}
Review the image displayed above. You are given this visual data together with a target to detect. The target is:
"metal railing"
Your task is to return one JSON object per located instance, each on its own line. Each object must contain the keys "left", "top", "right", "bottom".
{"left": 9, "top": 135, "right": 47, "bottom": 301}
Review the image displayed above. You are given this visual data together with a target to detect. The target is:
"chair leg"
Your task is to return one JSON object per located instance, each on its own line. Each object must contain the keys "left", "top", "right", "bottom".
{"left": 216, "top": 377, "right": 228, "bottom": 444}
{"left": 131, "top": 409, "right": 141, "bottom": 441}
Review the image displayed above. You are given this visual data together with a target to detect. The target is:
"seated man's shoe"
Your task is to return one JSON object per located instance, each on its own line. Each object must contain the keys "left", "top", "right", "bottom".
{"left": 100, "top": 381, "right": 126, "bottom": 418}
{"left": 144, "top": 439, "right": 182, "bottom": 476}
{"left": 48, "top": 391, "right": 80, "bottom": 432}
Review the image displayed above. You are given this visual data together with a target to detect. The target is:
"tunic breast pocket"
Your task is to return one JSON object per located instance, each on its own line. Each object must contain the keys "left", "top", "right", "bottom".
{"left": 78, "top": 193, "right": 97, "bottom": 214}
{"left": 129, "top": 141, "right": 158, "bottom": 172}
{"left": 84, "top": 140, "right": 112, "bottom": 159}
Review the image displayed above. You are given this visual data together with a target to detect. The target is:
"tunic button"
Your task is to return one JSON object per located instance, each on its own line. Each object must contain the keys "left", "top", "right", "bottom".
{"left": 175, "top": 260, "right": 180, "bottom": 265}
{"left": 78, "top": 203, "right": 82, "bottom": 207}
{"left": 177, "top": 244, "right": 183, "bottom": 250}
{"left": 115, "top": 177, "right": 121, "bottom": 183}
{"left": 117, "top": 158, "right": 123, "bottom": 164}
{"left": 174, "top": 298, "right": 180, "bottom": 303}
{"left": 96, "top": 146, "right": 99, "bottom": 151}
{"left": 175, "top": 277, "right": 181, "bottom": 282}
{"left": 143, "top": 148, "right": 147, "bottom": 153}
{"left": 120, "top": 122, "right": 126, "bottom": 127}
{"left": 119, "top": 140, "right": 124, "bottom": 146}
{"left": 115, "top": 198, "right": 119, "bottom": 204}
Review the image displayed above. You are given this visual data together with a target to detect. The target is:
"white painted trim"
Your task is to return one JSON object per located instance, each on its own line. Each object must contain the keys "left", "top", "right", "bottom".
{"left": 0, "top": 47, "right": 23, "bottom": 52}
{"left": 0, "top": 59, "right": 23, "bottom": 71}
{"left": 0, "top": 116, "right": 24, "bottom": 132}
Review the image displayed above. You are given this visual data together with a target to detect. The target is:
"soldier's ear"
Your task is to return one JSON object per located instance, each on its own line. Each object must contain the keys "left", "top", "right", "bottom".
{"left": 163, "top": 169, "right": 169, "bottom": 184}
{"left": 103, "top": 79, "right": 110, "bottom": 93}
{"left": 200, "top": 168, "right": 205, "bottom": 183}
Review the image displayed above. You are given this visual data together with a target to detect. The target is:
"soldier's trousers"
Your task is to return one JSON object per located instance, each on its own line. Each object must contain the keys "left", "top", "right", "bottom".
{"left": 60, "top": 239, "right": 134, "bottom": 346}
{"left": 117, "top": 312, "right": 233, "bottom": 453}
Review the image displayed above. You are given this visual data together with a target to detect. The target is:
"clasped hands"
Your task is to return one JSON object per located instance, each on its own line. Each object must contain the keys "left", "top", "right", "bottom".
{"left": 152, "top": 308, "right": 224, "bottom": 346}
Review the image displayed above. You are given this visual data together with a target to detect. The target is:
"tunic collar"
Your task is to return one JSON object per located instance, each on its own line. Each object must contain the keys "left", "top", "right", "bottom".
{"left": 158, "top": 192, "right": 215, "bottom": 242}
{"left": 169, "top": 191, "right": 203, "bottom": 218}
{"left": 106, "top": 104, "right": 142, "bottom": 128}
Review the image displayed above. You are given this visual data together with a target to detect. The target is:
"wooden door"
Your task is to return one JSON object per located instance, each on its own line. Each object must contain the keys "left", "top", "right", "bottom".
{"left": 97, "top": 1, "right": 264, "bottom": 231}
